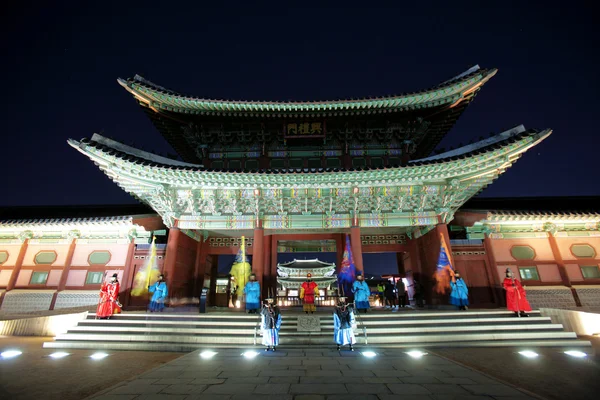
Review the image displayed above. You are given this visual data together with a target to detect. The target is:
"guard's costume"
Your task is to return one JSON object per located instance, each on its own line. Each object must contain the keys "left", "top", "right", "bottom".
{"left": 503, "top": 268, "right": 531, "bottom": 317}
{"left": 449, "top": 272, "right": 469, "bottom": 310}
{"left": 244, "top": 274, "right": 261, "bottom": 313}
{"left": 148, "top": 275, "right": 168, "bottom": 312}
{"left": 333, "top": 297, "right": 356, "bottom": 351}
{"left": 300, "top": 273, "right": 319, "bottom": 313}
{"left": 260, "top": 298, "right": 282, "bottom": 351}
{"left": 97, "top": 273, "right": 121, "bottom": 319}
{"left": 352, "top": 275, "right": 370, "bottom": 312}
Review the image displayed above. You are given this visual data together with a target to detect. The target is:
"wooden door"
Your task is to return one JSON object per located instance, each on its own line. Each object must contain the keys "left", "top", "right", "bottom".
{"left": 461, "top": 260, "right": 496, "bottom": 307}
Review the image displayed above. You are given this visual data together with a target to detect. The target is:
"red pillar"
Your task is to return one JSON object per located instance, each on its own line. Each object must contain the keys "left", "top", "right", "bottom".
{"left": 121, "top": 239, "right": 137, "bottom": 309}
{"left": 336, "top": 234, "right": 344, "bottom": 275}
{"left": 162, "top": 228, "right": 182, "bottom": 298}
{"left": 50, "top": 238, "right": 78, "bottom": 310}
{"left": 548, "top": 233, "right": 581, "bottom": 306}
{"left": 396, "top": 252, "right": 405, "bottom": 276}
{"left": 193, "top": 238, "right": 208, "bottom": 297}
{"left": 253, "top": 227, "right": 265, "bottom": 300}
{"left": 271, "top": 235, "right": 278, "bottom": 293}
{"left": 263, "top": 234, "right": 273, "bottom": 298}
{"left": 482, "top": 235, "right": 501, "bottom": 305}
{"left": 350, "top": 226, "right": 364, "bottom": 274}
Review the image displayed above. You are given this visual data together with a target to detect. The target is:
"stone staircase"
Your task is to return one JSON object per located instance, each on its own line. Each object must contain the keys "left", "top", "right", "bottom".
{"left": 42, "top": 309, "right": 592, "bottom": 351}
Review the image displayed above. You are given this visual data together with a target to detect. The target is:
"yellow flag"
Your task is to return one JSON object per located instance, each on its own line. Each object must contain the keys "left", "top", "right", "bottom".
{"left": 131, "top": 236, "right": 161, "bottom": 297}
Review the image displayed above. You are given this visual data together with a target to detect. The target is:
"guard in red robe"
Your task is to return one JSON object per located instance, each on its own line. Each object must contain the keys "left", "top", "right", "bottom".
{"left": 503, "top": 268, "right": 531, "bottom": 317}
{"left": 300, "top": 273, "right": 319, "bottom": 314}
{"left": 96, "top": 273, "right": 121, "bottom": 319}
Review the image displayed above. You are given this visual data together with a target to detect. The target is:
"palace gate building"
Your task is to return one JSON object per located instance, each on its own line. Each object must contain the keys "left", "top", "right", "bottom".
{"left": 1, "top": 65, "right": 599, "bottom": 312}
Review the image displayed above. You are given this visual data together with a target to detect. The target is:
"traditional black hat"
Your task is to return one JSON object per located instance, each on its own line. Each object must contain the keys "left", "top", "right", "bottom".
{"left": 111, "top": 273, "right": 118, "bottom": 278}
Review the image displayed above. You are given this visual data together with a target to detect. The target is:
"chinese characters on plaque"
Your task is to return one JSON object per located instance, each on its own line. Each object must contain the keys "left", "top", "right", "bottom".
{"left": 284, "top": 122, "right": 324, "bottom": 138}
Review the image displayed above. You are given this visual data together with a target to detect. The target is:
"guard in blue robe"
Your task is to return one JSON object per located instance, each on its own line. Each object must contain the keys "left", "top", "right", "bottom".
{"left": 449, "top": 271, "right": 469, "bottom": 310}
{"left": 333, "top": 297, "right": 356, "bottom": 351}
{"left": 352, "top": 274, "right": 371, "bottom": 312}
{"left": 260, "top": 298, "right": 282, "bottom": 351}
{"left": 148, "top": 274, "right": 168, "bottom": 312}
{"left": 244, "top": 274, "right": 261, "bottom": 313}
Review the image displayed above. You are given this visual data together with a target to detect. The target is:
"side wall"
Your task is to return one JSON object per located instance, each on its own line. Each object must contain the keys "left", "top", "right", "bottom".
{"left": 487, "top": 235, "right": 600, "bottom": 311}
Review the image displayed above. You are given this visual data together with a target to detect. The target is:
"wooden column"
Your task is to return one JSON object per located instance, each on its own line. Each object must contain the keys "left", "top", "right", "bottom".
{"left": 253, "top": 227, "right": 265, "bottom": 300}
{"left": 548, "top": 233, "right": 582, "bottom": 307}
{"left": 270, "top": 235, "right": 278, "bottom": 294}
{"left": 120, "top": 239, "right": 137, "bottom": 309}
{"left": 263, "top": 234, "right": 273, "bottom": 298}
{"left": 336, "top": 233, "right": 344, "bottom": 274}
{"left": 49, "top": 237, "right": 78, "bottom": 310}
{"left": 483, "top": 235, "right": 502, "bottom": 305}
{"left": 350, "top": 226, "right": 364, "bottom": 274}
{"left": 162, "top": 228, "right": 182, "bottom": 298}
{"left": 407, "top": 237, "right": 422, "bottom": 278}
{"left": 193, "top": 238, "right": 208, "bottom": 297}
{"left": 396, "top": 252, "right": 405, "bottom": 275}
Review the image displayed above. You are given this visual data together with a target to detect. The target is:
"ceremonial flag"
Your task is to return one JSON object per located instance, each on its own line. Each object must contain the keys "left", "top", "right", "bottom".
{"left": 338, "top": 235, "right": 356, "bottom": 297}
{"left": 131, "top": 236, "right": 161, "bottom": 297}
{"left": 433, "top": 233, "right": 455, "bottom": 294}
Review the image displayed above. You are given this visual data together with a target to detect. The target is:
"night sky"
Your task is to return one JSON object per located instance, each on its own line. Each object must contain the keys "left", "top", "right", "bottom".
{"left": 3, "top": 2, "right": 598, "bottom": 207}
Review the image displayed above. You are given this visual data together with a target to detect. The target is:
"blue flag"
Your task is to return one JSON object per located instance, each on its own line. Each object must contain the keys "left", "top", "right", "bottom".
{"left": 338, "top": 235, "right": 356, "bottom": 297}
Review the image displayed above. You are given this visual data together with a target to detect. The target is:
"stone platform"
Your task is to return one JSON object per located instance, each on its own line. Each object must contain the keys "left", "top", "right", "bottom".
{"left": 89, "top": 347, "right": 541, "bottom": 399}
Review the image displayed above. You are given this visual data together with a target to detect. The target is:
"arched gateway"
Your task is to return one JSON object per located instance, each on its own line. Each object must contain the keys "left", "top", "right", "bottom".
{"left": 67, "top": 65, "right": 552, "bottom": 308}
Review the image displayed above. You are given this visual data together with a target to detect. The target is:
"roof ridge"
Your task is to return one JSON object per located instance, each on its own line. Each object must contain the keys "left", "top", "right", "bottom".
{"left": 123, "top": 66, "right": 493, "bottom": 106}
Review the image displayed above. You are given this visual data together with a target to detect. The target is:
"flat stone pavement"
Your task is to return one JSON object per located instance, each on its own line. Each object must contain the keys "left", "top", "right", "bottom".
{"left": 90, "top": 348, "right": 540, "bottom": 400}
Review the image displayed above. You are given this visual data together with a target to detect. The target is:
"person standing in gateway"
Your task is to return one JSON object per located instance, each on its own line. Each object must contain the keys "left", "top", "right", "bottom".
{"left": 244, "top": 273, "right": 261, "bottom": 314}
{"left": 300, "top": 273, "right": 319, "bottom": 314}
{"left": 352, "top": 274, "right": 371, "bottom": 313}
{"left": 148, "top": 274, "right": 168, "bottom": 312}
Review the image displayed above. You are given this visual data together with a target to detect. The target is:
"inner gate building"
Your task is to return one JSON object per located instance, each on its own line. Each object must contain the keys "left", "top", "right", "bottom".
{"left": 1, "top": 65, "right": 599, "bottom": 313}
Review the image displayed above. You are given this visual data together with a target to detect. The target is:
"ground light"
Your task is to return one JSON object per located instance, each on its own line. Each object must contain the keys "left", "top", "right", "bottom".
{"left": 1, "top": 350, "right": 22, "bottom": 359}
{"left": 361, "top": 351, "right": 377, "bottom": 358}
{"left": 518, "top": 350, "right": 539, "bottom": 358}
{"left": 90, "top": 352, "right": 109, "bottom": 360}
{"left": 406, "top": 351, "right": 427, "bottom": 358}
{"left": 564, "top": 350, "right": 587, "bottom": 358}
{"left": 242, "top": 350, "right": 260, "bottom": 359}
{"left": 48, "top": 352, "right": 70, "bottom": 359}
{"left": 200, "top": 351, "right": 218, "bottom": 359}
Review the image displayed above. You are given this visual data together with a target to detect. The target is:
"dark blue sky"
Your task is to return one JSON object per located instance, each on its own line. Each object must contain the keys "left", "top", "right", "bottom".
{"left": 2, "top": 2, "right": 598, "bottom": 206}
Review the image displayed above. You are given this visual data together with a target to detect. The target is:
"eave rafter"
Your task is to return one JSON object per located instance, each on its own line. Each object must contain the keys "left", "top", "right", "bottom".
{"left": 69, "top": 128, "right": 550, "bottom": 230}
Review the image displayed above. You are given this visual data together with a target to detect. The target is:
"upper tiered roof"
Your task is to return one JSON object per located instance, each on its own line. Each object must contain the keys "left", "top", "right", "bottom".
{"left": 119, "top": 65, "right": 495, "bottom": 116}
{"left": 118, "top": 66, "right": 498, "bottom": 163}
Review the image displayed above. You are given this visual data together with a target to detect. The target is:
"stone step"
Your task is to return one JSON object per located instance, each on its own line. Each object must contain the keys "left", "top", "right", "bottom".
{"left": 42, "top": 338, "right": 592, "bottom": 352}
{"left": 65, "top": 323, "right": 566, "bottom": 336}
{"left": 51, "top": 330, "right": 579, "bottom": 344}
{"left": 77, "top": 316, "right": 553, "bottom": 328}
{"left": 87, "top": 309, "right": 542, "bottom": 321}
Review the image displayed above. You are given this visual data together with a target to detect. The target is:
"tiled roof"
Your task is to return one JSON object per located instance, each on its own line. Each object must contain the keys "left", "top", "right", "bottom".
{"left": 0, "top": 216, "right": 134, "bottom": 227}
{"left": 118, "top": 66, "right": 496, "bottom": 115}
{"left": 70, "top": 126, "right": 548, "bottom": 174}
